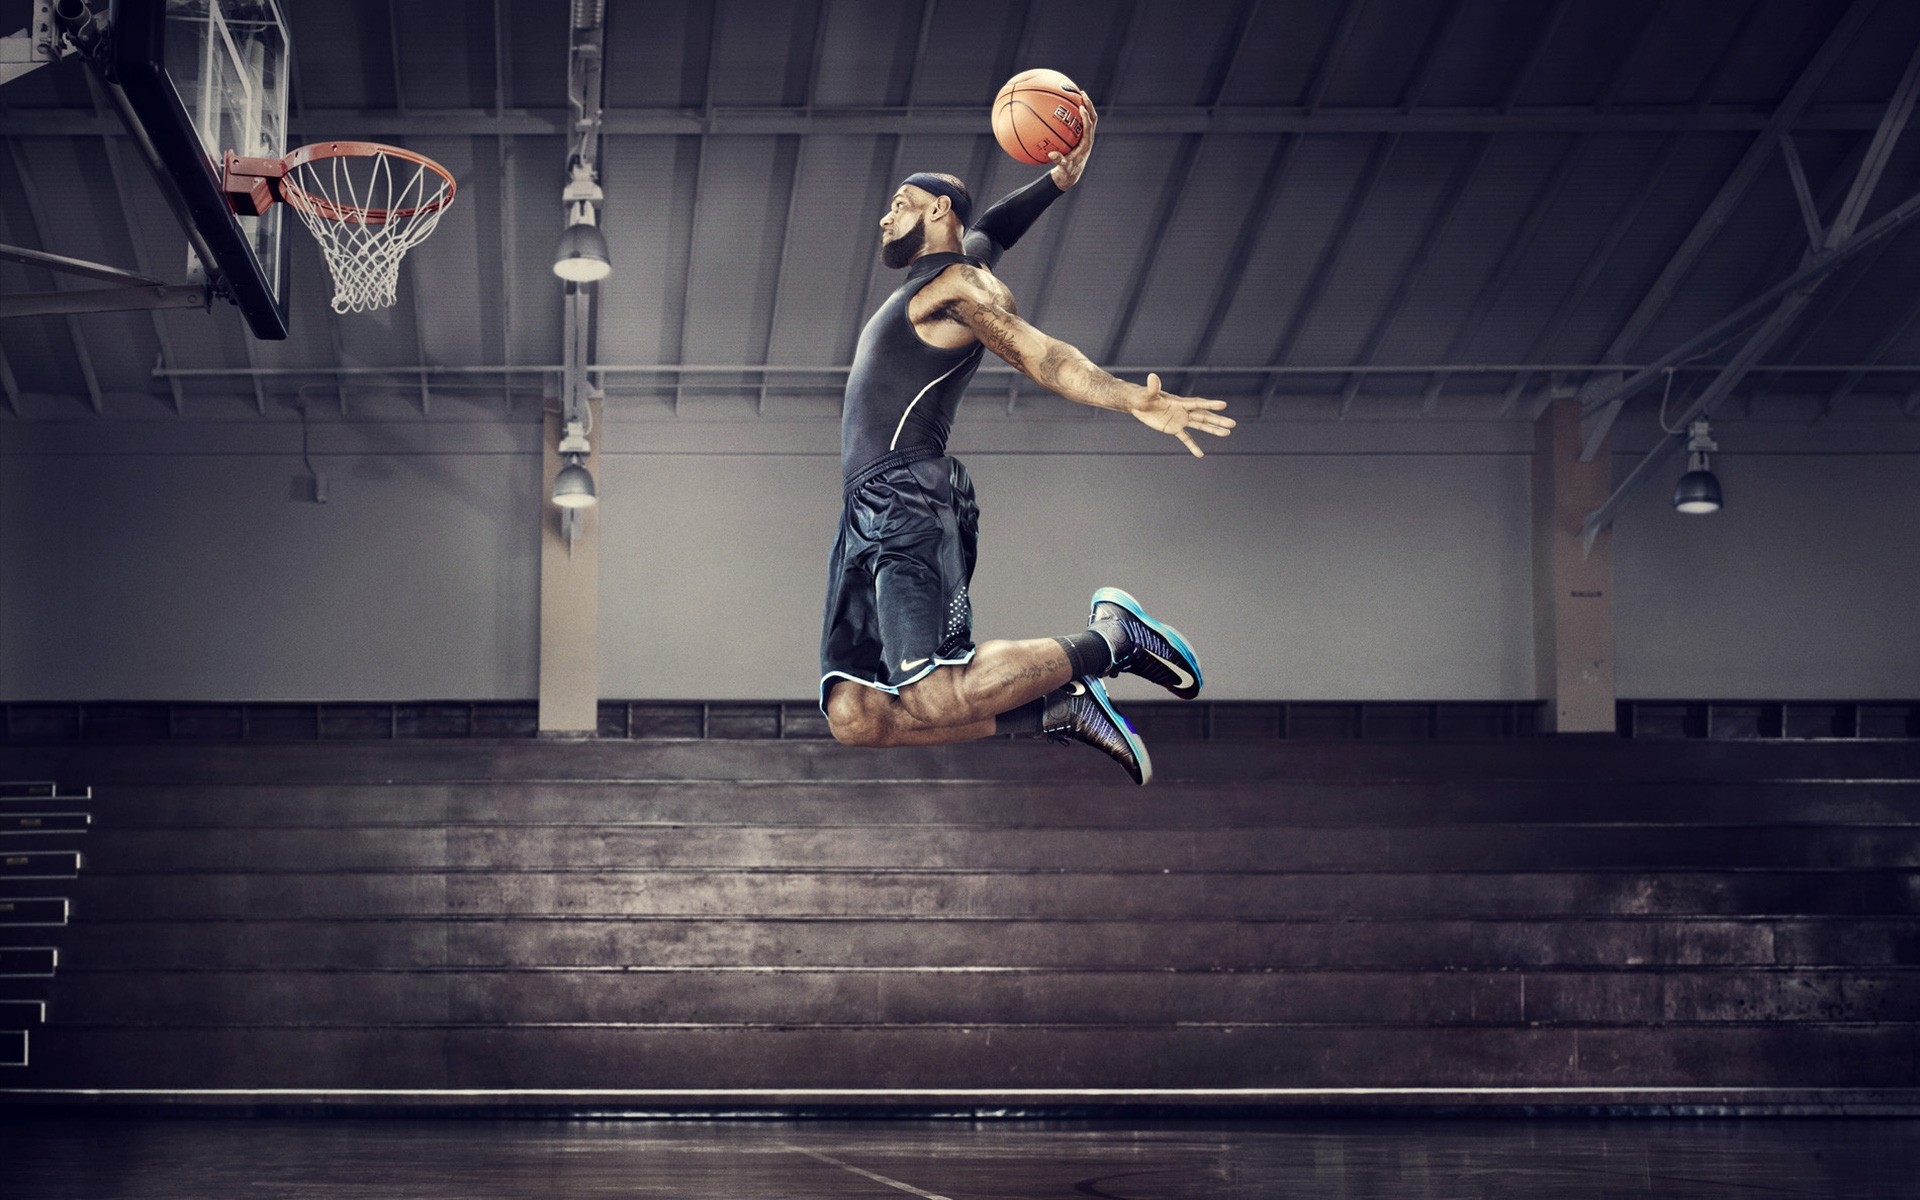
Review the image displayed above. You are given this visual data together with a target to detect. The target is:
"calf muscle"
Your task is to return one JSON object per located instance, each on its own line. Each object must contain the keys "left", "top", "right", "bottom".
{"left": 828, "top": 637, "right": 1073, "bottom": 748}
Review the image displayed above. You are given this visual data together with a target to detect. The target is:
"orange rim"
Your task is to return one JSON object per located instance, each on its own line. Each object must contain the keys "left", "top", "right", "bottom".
{"left": 277, "top": 141, "right": 458, "bottom": 225}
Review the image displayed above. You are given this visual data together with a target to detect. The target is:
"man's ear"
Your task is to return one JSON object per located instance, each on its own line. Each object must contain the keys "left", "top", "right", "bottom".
{"left": 930, "top": 195, "right": 950, "bottom": 222}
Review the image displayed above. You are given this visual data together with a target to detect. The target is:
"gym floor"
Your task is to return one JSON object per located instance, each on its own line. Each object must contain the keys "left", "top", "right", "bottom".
{"left": 2, "top": 1115, "right": 1917, "bottom": 1198}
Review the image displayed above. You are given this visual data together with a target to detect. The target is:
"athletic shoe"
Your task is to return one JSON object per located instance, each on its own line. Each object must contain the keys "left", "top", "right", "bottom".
{"left": 1043, "top": 677, "right": 1152, "bottom": 786}
{"left": 1089, "top": 587, "right": 1204, "bottom": 700}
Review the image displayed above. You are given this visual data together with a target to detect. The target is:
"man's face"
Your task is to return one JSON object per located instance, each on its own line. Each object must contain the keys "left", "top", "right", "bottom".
{"left": 879, "top": 187, "right": 927, "bottom": 269}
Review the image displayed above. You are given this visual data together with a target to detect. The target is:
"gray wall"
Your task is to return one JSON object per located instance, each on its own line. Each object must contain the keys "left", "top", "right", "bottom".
{"left": 3, "top": 403, "right": 1916, "bottom": 701}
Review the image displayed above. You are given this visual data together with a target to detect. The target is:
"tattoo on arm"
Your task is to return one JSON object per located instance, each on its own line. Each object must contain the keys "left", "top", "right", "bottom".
{"left": 963, "top": 301, "right": 1028, "bottom": 369}
{"left": 953, "top": 294, "right": 1136, "bottom": 413}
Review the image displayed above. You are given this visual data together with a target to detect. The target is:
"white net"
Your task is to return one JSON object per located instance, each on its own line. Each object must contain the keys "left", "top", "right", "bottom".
{"left": 281, "top": 146, "right": 455, "bottom": 314}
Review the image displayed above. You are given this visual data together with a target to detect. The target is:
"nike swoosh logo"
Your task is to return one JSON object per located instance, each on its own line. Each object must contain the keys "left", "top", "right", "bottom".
{"left": 1145, "top": 648, "right": 1196, "bottom": 691}
{"left": 1063, "top": 681, "right": 1088, "bottom": 696}
{"left": 900, "top": 658, "right": 929, "bottom": 671}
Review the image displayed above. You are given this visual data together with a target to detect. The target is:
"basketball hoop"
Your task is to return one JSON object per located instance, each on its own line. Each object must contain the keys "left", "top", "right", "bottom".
{"left": 223, "top": 142, "right": 457, "bottom": 315}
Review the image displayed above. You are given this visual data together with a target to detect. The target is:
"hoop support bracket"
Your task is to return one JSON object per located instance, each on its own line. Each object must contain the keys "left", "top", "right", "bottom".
{"left": 222, "top": 152, "right": 288, "bottom": 217}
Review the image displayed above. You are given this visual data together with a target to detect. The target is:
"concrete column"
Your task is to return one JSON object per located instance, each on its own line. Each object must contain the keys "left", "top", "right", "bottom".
{"left": 1532, "top": 398, "right": 1616, "bottom": 734}
{"left": 538, "top": 399, "right": 600, "bottom": 735}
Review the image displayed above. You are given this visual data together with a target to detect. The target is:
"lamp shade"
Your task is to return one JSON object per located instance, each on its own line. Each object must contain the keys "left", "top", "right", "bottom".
{"left": 552, "top": 458, "right": 598, "bottom": 508}
{"left": 554, "top": 221, "right": 612, "bottom": 282}
{"left": 1672, "top": 468, "right": 1722, "bottom": 514}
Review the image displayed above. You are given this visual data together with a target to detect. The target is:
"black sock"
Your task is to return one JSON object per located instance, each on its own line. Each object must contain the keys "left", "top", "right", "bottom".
{"left": 1054, "top": 629, "right": 1115, "bottom": 679}
{"left": 994, "top": 698, "right": 1046, "bottom": 736}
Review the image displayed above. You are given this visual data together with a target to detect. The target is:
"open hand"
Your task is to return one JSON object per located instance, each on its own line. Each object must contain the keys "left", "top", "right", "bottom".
{"left": 1132, "top": 373, "right": 1235, "bottom": 457}
{"left": 1048, "top": 93, "right": 1098, "bottom": 189}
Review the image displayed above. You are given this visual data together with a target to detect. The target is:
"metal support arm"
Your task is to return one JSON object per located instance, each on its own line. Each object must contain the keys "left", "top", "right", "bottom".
{"left": 0, "top": 243, "right": 166, "bottom": 287}
{"left": 0, "top": 282, "right": 209, "bottom": 318}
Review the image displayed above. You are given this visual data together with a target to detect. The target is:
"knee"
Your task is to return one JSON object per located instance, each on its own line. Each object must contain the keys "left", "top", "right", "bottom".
{"left": 826, "top": 688, "right": 893, "bottom": 748}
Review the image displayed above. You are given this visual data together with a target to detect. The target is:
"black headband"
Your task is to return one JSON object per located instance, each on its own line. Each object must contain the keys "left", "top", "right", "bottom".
{"left": 899, "top": 173, "right": 972, "bottom": 228}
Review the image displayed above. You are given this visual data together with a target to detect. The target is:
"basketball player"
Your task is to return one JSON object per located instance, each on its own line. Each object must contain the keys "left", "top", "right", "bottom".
{"left": 820, "top": 98, "right": 1235, "bottom": 783}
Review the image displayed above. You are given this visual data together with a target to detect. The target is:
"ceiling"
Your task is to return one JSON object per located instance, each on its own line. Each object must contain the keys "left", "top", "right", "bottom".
{"left": 4, "top": 0, "right": 1920, "bottom": 431}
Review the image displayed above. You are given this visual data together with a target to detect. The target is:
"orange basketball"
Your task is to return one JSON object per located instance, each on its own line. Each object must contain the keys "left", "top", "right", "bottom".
{"left": 992, "top": 69, "right": 1087, "bottom": 165}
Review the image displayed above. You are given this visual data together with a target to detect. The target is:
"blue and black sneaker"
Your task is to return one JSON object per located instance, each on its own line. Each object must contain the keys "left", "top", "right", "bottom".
{"left": 1043, "top": 678, "right": 1152, "bottom": 786}
{"left": 1089, "top": 587, "right": 1204, "bottom": 701}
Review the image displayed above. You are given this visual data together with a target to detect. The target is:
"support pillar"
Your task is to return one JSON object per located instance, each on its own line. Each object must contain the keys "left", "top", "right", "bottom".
{"left": 1533, "top": 398, "right": 1615, "bottom": 733}
{"left": 538, "top": 398, "right": 600, "bottom": 735}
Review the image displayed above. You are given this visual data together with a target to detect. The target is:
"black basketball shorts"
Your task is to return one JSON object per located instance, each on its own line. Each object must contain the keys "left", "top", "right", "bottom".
{"left": 819, "top": 450, "right": 980, "bottom": 715}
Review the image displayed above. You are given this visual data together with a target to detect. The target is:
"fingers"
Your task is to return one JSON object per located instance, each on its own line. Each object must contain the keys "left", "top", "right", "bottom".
{"left": 1177, "top": 429, "right": 1203, "bottom": 457}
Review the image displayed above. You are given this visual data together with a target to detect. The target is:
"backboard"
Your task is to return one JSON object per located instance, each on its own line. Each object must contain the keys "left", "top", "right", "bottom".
{"left": 97, "top": 0, "right": 291, "bottom": 338}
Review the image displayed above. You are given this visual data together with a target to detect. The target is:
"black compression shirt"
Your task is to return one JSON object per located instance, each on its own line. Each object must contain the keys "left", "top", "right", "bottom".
{"left": 840, "top": 173, "right": 1066, "bottom": 480}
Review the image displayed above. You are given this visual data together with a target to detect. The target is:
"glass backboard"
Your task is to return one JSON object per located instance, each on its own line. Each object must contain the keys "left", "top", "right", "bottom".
{"left": 98, "top": 0, "right": 292, "bottom": 338}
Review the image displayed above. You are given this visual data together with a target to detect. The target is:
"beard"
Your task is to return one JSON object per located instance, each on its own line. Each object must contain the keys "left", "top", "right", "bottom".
{"left": 881, "top": 221, "right": 924, "bottom": 269}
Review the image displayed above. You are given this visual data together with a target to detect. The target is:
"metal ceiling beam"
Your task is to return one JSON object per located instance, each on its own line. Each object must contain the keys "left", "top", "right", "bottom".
{"left": 667, "top": 2, "right": 721, "bottom": 416}
{"left": 1780, "top": 35, "right": 1920, "bottom": 423}
{"left": 1260, "top": 136, "right": 1397, "bottom": 391}
{"left": 1572, "top": 184, "right": 1920, "bottom": 417}
{"left": 1522, "top": 136, "right": 1686, "bottom": 364}
{"left": 1419, "top": 141, "right": 1580, "bottom": 406}
{"left": 1339, "top": 136, "right": 1490, "bottom": 416}
{"left": 494, "top": 0, "right": 520, "bottom": 413}
{"left": 1743, "top": 211, "right": 1895, "bottom": 412}
{"left": 1579, "top": 69, "right": 1920, "bottom": 552}
{"left": 1778, "top": 132, "right": 1823, "bottom": 250}
{"left": 842, "top": 0, "right": 949, "bottom": 384}
{"left": 0, "top": 284, "right": 207, "bottom": 317}
{"left": 0, "top": 342, "right": 19, "bottom": 416}
{"left": 1828, "top": 36, "right": 1920, "bottom": 247}
{"left": 1096, "top": 0, "right": 1256, "bottom": 371}
{"left": 1262, "top": 0, "right": 1460, "bottom": 413}
{"left": 1186, "top": 0, "right": 1360, "bottom": 408}
{"left": 10, "top": 105, "right": 1913, "bottom": 140}
{"left": 1179, "top": 135, "right": 1295, "bottom": 406}
{"left": 86, "top": 71, "right": 189, "bottom": 415}
{"left": 0, "top": 243, "right": 164, "bottom": 286}
{"left": 754, "top": 0, "right": 833, "bottom": 415}
{"left": 1705, "top": 133, "right": 1870, "bottom": 412}
{"left": 997, "top": 0, "right": 1111, "bottom": 412}
{"left": 159, "top": 359, "right": 1920, "bottom": 383}
{"left": 1582, "top": 27, "right": 1920, "bottom": 428}
{"left": 1475, "top": 0, "right": 1689, "bottom": 418}
{"left": 386, "top": 0, "right": 429, "bottom": 414}
{"left": 1817, "top": 283, "right": 1920, "bottom": 419}
{"left": 1511, "top": 0, "right": 1724, "bottom": 377}
{"left": 1573, "top": 0, "right": 1874, "bottom": 459}
{"left": 1422, "top": 0, "right": 1632, "bottom": 418}
{"left": 3, "top": 139, "right": 103, "bottom": 414}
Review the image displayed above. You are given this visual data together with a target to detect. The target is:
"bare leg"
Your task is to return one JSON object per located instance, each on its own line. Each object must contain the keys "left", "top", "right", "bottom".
{"left": 826, "top": 637, "right": 1073, "bottom": 747}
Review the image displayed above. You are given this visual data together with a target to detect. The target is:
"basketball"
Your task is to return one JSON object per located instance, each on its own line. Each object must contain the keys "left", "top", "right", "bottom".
{"left": 992, "top": 69, "right": 1087, "bottom": 165}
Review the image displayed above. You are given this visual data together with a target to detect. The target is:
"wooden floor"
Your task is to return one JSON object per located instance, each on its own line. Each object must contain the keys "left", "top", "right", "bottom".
{"left": 2, "top": 1115, "right": 1917, "bottom": 1198}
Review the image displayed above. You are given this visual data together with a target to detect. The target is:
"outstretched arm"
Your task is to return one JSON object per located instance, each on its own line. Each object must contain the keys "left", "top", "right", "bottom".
{"left": 937, "top": 267, "right": 1235, "bottom": 457}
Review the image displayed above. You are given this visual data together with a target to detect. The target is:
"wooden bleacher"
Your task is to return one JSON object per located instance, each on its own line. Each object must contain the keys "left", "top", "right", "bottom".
{"left": 0, "top": 781, "right": 90, "bottom": 1071}
{"left": 0, "top": 735, "right": 1913, "bottom": 1110}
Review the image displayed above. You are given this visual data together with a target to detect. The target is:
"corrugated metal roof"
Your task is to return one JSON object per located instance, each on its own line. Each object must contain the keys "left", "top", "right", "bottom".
{"left": 1, "top": 0, "right": 1918, "bottom": 424}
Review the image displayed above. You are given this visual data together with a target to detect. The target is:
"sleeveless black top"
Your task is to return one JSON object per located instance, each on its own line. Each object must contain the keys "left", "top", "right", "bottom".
{"left": 839, "top": 251, "right": 985, "bottom": 480}
{"left": 838, "top": 173, "right": 1067, "bottom": 481}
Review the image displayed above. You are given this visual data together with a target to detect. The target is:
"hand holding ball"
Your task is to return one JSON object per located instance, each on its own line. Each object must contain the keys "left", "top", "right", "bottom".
{"left": 992, "top": 69, "right": 1088, "bottom": 165}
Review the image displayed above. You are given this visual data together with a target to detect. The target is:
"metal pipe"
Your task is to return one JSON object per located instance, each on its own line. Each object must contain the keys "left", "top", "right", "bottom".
{"left": 1577, "top": 183, "right": 1920, "bottom": 416}
{"left": 0, "top": 284, "right": 209, "bottom": 318}
{"left": 3, "top": 104, "right": 1911, "bottom": 140}
{"left": 151, "top": 361, "right": 1920, "bottom": 380}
